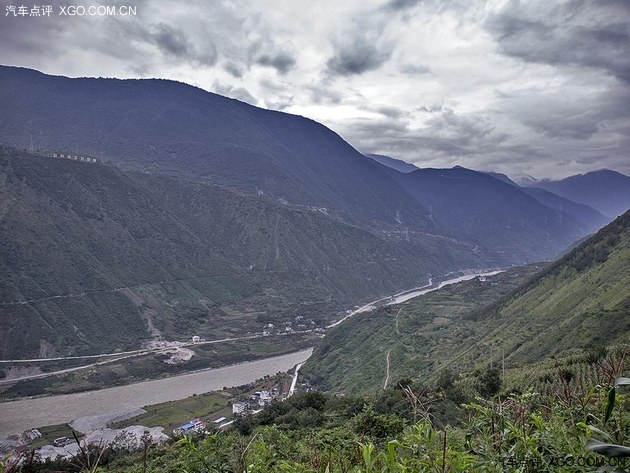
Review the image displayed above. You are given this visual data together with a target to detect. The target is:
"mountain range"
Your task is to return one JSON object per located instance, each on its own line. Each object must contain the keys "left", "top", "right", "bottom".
{"left": 0, "top": 66, "right": 433, "bottom": 232}
{"left": 528, "top": 170, "right": 630, "bottom": 218}
{"left": 376, "top": 164, "right": 607, "bottom": 262}
{"left": 0, "top": 66, "right": 620, "bottom": 261}
{"left": 0, "top": 65, "right": 628, "bottom": 359}
{"left": 0, "top": 146, "right": 488, "bottom": 359}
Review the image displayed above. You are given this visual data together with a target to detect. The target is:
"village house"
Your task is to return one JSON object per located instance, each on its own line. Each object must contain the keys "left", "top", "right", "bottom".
{"left": 172, "top": 418, "right": 205, "bottom": 437}
{"left": 256, "top": 390, "right": 272, "bottom": 407}
{"left": 232, "top": 401, "right": 249, "bottom": 415}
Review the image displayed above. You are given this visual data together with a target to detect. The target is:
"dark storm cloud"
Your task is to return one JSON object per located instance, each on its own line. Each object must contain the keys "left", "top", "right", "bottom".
{"left": 224, "top": 61, "right": 244, "bottom": 78}
{"left": 487, "top": 0, "right": 630, "bottom": 84}
{"left": 327, "top": 31, "right": 393, "bottom": 76}
{"left": 150, "top": 23, "right": 189, "bottom": 56}
{"left": 382, "top": 0, "right": 421, "bottom": 12}
{"left": 255, "top": 51, "right": 296, "bottom": 75}
{"left": 246, "top": 30, "right": 297, "bottom": 76}
{"left": 130, "top": 21, "right": 218, "bottom": 66}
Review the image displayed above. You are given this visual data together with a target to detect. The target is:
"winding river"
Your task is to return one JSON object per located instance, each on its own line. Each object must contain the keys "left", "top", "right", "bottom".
{"left": 0, "top": 349, "right": 312, "bottom": 436}
{"left": 1, "top": 269, "right": 503, "bottom": 437}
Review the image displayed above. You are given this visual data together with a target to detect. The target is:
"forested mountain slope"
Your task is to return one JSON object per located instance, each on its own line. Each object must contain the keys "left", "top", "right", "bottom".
{"left": 0, "top": 148, "right": 484, "bottom": 358}
{"left": 0, "top": 66, "right": 433, "bottom": 232}
{"left": 303, "top": 211, "right": 630, "bottom": 393}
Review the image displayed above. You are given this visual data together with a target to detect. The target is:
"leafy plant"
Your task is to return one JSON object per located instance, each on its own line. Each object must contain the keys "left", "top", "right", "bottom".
{"left": 587, "top": 377, "right": 630, "bottom": 463}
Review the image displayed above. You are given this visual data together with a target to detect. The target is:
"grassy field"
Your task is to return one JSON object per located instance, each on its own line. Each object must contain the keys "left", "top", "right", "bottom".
{"left": 110, "top": 391, "right": 232, "bottom": 434}
{"left": 23, "top": 372, "right": 294, "bottom": 452}
{"left": 27, "top": 423, "right": 81, "bottom": 449}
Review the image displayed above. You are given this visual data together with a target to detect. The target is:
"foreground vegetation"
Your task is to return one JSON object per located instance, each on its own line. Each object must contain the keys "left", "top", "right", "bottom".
{"left": 6, "top": 345, "right": 627, "bottom": 472}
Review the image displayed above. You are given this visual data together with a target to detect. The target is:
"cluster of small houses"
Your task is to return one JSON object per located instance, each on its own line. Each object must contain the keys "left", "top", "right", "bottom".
{"left": 233, "top": 387, "right": 279, "bottom": 412}
{"left": 7, "top": 430, "right": 43, "bottom": 456}
{"left": 172, "top": 389, "right": 281, "bottom": 437}
{"left": 477, "top": 275, "right": 498, "bottom": 286}
{"left": 172, "top": 418, "right": 207, "bottom": 437}
{"left": 261, "top": 316, "right": 326, "bottom": 337}
{"left": 51, "top": 152, "right": 98, "bottom": 163}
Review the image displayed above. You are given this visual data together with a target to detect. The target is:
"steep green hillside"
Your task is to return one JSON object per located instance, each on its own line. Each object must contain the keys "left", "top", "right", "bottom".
{"left": 302, "top": 266, "right": 544, "bottom": 394}
{"left": 0, "top": 148, "right": 484, "bottom": 358}
{"left": 0, "top": 66, "right": 435, "bottom": 233}
{"left": 482, "top": 210, "right": 630, "bottom": 363}
{"left": 303, "top": 212, "right": 630, "bottom": 393}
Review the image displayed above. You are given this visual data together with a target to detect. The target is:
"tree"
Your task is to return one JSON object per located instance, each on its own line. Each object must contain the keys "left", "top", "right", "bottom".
{"left": 476, "top": 366, "right": 501, "bottom": 398}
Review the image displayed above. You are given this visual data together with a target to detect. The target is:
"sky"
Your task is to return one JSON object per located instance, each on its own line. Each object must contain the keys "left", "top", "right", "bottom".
{"left": 1, "top": 0, "right": 629, "bottom": 179}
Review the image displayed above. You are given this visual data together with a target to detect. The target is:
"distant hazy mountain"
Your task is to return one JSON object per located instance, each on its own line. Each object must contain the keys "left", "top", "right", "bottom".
{"left": 364, "top": 153, "right": 418, "bottom": 173}
{"left": 382, "top": 165, "right": 592, "bottom": 262}
{"left": 483, "top": 171, "right": 609, "bottom": 234}
{"left": 519, "top": 187, "right": 609, "bottom": 234}
{"left": 529, "top": 170, "right": 630, "bottom": 218}
{"left": 0, "top": 66, "right": 432, "bottom": 232}
{"left": 514, "top": 175, "right": 540, "bottom": 187}
{"left": 0, "top": 147, "right": 484, "bottom": 358}
{"left": 484, "top": 171, "right": 519, "bottom": 187}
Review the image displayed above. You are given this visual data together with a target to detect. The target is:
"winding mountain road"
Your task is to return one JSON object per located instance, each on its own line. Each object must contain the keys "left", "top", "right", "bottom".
{"left": 383, "top": 350, "right": 391, "bottom": 390}
{"left": 0, "top": 268, "right": 504, "bottom": 437}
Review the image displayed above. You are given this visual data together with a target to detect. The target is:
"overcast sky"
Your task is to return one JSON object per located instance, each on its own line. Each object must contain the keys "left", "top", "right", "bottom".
{"left": 1, "top": 0, "right": 629, "bottom": 179}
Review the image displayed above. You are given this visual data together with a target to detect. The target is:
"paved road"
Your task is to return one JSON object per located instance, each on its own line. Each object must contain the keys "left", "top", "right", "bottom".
{"left": 383, "top": 350, "right": 391, "bottom": 390}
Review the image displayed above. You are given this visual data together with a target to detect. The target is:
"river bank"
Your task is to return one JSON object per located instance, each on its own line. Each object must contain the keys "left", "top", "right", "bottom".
{"left": 0, "top": 349, "right": 313, "bottom": 436}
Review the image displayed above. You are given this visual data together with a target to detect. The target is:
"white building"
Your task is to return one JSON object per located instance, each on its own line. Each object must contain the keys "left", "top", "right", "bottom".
{"left": 258, "top": 391, "right": 272, "bottom": 406}
{"left": 232, "top": 402, "right": 248, "bottom": 414}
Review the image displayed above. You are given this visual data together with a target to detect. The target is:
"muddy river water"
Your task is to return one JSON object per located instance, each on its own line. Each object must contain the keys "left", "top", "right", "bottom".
{"left": 0, "top": 349, "right": 313, "bottom": 436}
